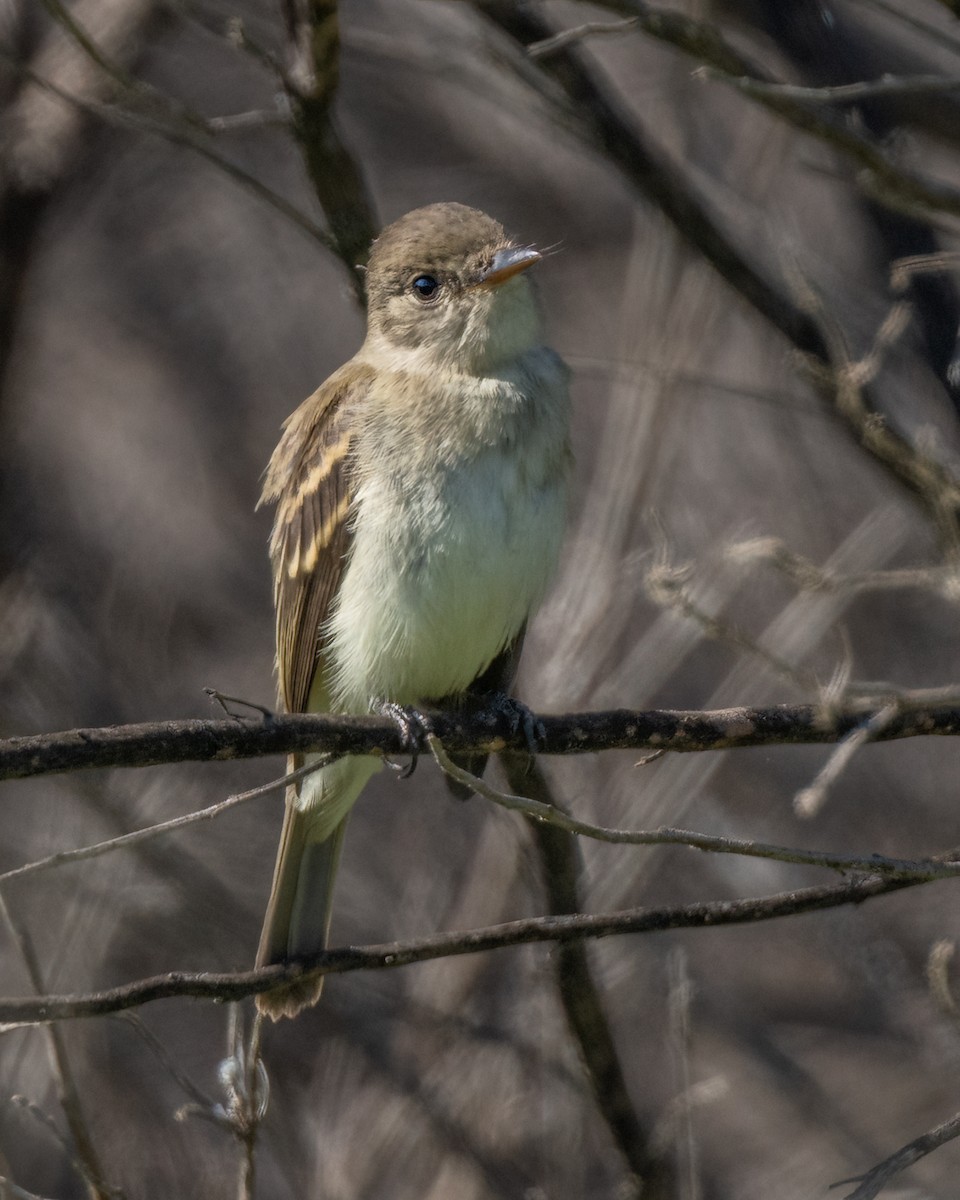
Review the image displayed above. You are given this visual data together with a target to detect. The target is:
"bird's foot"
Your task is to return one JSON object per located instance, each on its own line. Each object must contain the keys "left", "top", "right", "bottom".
{"left": 375, "top": 700, "right": 433, "bottom": 778}
{"left": 482, "top": 693, "right": 545, "bottom": 755}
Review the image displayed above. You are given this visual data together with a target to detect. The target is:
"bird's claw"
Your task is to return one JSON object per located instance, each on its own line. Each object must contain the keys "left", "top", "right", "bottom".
{"left": 376, "top": 701, "right": 432, "bottom": 778}
{"left": 485, "top": 693, "right": 544, "bottom": 754}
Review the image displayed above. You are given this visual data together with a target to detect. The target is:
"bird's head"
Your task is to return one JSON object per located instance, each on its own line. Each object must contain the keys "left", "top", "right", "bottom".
{"left": 363, "top": 202, "right": 544, "bottom": 374}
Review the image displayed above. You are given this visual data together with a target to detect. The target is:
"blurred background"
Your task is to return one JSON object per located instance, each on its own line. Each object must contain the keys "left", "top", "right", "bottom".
{"left": 3, "top": 1, "right": 960, "bottom": 1196}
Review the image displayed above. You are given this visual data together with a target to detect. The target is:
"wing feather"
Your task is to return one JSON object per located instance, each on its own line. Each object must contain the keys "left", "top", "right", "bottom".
{"left": 261, "top": 363, "right": 373, "bottom": 715}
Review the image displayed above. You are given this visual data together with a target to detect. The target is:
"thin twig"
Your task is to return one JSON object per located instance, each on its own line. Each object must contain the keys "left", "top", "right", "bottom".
{"left": 204, "top": 108, "right": 287, "bottom": 133}
{"left": 527, "top": 17, "right": 638, "bottom": 58}
{"left": 37, "top": 0, "right": 142, "bottom": 89}
{"left": 429, "top": 737, "right": 960, "bottom": 879}
{"left": 8, "top": 1097, "right": 81, "bottom": 1173}
{"left": 0, "top": 759, "right": 328, "bottom": 886}
{"left": 696, "top": 72, "right": 960, "bottom": 105}
{"left": 892, "top": 251, "right": 960, "bottom": 290}
{"left": 113, "top": 1013, "right": 216, "bottom": 1112}
{"left": 645, "top": 563, "right": 820, "bottom": 693}
{"left": 727, "top": 538, "right": 959, "bottom": 598}
{"left": 926, "top": 940, "right": 960, "bottom": 1024}
{"left": 664, "top": 949, "right": 704, "bottom": 1199}
{"left": 836, "top": 1110, "right": 960, "bottom": 1199}
{"left": 1, "top": 54, "right": 331, "bottom": 249}
{"left": 204, "top": 689, "right": 274, "bottom": 720}
{"left": 0, "top": 898, "right": 117, "bottom": 1199}
{"left": 790, "top": 267, "right": 960, "bottom": 558}
{"left": 0, "top": 1174, "right": 56, "bottom": 1200}
{"left": 793, "top": 704, "right": 900, "bottom": 818}
{"left": 699, "top": 64, "right": 960, "bottom": 219}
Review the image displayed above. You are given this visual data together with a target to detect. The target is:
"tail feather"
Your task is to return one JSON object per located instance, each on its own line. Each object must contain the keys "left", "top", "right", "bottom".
{"left": 255, "top": 815, "right": 347, "bottom": 1019}
{"left": 256, "top": 756, "right": 376, "bottom": 1020}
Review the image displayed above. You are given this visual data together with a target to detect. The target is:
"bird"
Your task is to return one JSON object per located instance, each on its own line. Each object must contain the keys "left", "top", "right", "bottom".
{"left": 255, "top": 202, "right": 572, "bottom": 1018}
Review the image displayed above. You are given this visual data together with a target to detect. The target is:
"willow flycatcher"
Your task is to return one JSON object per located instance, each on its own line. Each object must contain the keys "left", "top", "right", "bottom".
{"left": 255, "top": 202, "right": 571, "bottom": 1018}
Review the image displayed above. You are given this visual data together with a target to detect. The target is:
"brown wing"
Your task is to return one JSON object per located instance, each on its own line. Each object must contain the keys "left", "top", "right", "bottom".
{"left": 261, "top": 362, "right": 374, "bottom": 715}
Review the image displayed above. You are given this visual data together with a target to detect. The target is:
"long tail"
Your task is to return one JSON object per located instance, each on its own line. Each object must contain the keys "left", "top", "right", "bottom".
{"left": 256, "top": 756, "right": 377, "bottom": 1019}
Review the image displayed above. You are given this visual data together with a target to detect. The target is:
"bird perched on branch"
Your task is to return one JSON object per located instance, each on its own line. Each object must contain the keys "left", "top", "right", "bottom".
{"left": 255, "top": 202, "right": 572, "bottom": 1018}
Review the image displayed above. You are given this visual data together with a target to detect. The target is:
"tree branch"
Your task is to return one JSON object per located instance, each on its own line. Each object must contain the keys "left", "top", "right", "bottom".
{"left": 838, "top": 1109, "right": 960, "bottom": 1199}
{"left": 0, "top": 760, "right": 325, "bottom": 885}
{"left": 510, "top": 754, "right": 672, "bottom": 1199}
{"left": 474, "top": 0, "right": 828, "bottom": 360}
{"left": 700, "top": 72, "right": 960, "bottom": 105}
{"left": 697, "top": 65, "right": 960, "bottom": 220}
{"left": 3, "top": 700, "right": 960, "bottom": 782}
{"left": 475, "top": 1, "right": 960, "bottom": 542}
{"left": 0, "top": 895, "right": 116, "bottom": 1199}
{"left": 276, "top": 0, "right": 377, "bottom": 300}
{"left": 428, "top": 737, "right": 960, "bottom": 880}
{"left": 0, "top": 870, "right": 946, "bottom": 1024}
{"left": 2, "top": 54, "right": 332, "bottom": 248}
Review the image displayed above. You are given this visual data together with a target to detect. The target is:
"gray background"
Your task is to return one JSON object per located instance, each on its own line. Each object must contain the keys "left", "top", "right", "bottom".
{"left": 2, "top": 1, "right": 960, "bottom": 1197}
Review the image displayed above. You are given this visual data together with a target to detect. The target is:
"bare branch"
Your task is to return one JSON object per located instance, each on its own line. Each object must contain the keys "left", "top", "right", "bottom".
{"left": 473, "top": 0, "right": 828, "bottom": 359}
{"left": 697, "top": 72, "right": 960, "bottom": 105}
{"left": 0, "top": 870, "right": 946, "bottom": 1024}
{"left": 0, "top": 1173, "right": 56, "bottom": 1200}
{"left": 838, "top": 1110, "right": 960, "bottom": 1199}
{"left": 4, "top": 700, "right": 960, "bottom": 782}
{"left": 728, "top": 537, "right": 959, "bottom": 599}
{"left": 927, "top": 939, "right": 960, "bottom": 1026}
{"left": 573, "top": 0, "right": 960, "bottom": 219}
{"left": 275, "top": 0, "right": 377, "bottom": 300}
{"left": 430, "top": 736, "right": 960, "bottom": 880}
{"left": 507, "top": 754, "right": 663, "bottom": 1199}
{"left": 793, "top": 704, "right": 900, "bottom": 818}
{"left": 527, "top": 17, "right": 638, "bottom": 59}
{"left": 1, "top": 54, "right": 332, "bottom": 249}
{"left": 696, "top": 64, "right": 960, "bottom": 220}
{"left": 0, "top": 897, "right": 117, "bottom": 1199}
{"left": 0, "top": 759, "right": 326, "bottom": 886}
{"left": 645, "top": 562, "right": 819, "bottom": 692}
{"left": 790, "top": 274, "right": 960, "bottom": 557}
{"left": 476, "top": 1, "right": 960, "bottom": 538}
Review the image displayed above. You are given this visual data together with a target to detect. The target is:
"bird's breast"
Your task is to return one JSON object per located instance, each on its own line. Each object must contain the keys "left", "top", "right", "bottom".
{"left": 325, "top": 359, "right": 570, "bottom": 709}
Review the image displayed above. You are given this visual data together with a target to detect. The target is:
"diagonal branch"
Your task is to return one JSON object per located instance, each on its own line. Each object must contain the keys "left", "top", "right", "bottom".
{"left": 697, "top": 64, "right": 960, "bottom": 219}
{"left": 838, "top": 1109, "right": 960, "bottom": 1199}
{"left": 0, "top": 895, "right": 117, "bottom": 1199}
{"left": 474, "top": 0, "right": 827, "bottom": 359}
{"left": 478, "top": 1, "right": 960, "bottom": 542}
{"left": 2, "top": 55, "right": 331, "bottom": 248}
{"left": 0, "top": 759, "right": 326, "bottom": 885}
{"left": 429, "top": 737, "right": 960, "bottom": 880}
{"left": 0, "top": 868, "right": 947, "bottom": 1023}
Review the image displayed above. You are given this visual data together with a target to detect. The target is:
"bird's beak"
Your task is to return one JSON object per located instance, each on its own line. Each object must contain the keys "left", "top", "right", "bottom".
{"left": 473, "top": 246, "right": 542, "bottom": 289}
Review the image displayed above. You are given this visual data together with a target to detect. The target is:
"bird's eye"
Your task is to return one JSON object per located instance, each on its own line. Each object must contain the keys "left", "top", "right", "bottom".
{"left": 411, "top": 274, "right": 440, "bottom": 301}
